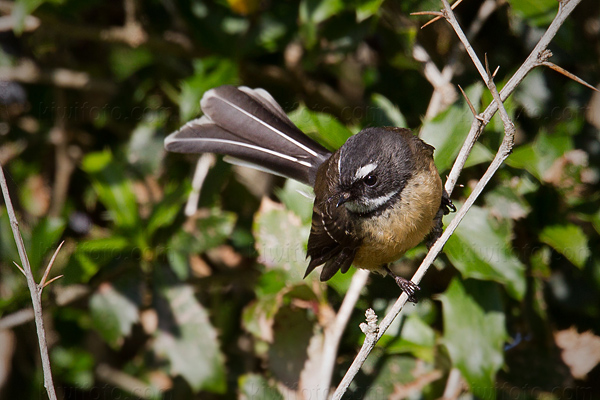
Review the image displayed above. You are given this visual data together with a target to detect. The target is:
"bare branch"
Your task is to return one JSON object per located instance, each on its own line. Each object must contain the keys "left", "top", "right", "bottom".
{"left": 318, "top": 269, "right": 370, "bottom": 399}
{"left": 0, "top": 165, "right": 58, "bottom": 400}
{"left": 445, "top": 0, "right": 583, "bottom": 195}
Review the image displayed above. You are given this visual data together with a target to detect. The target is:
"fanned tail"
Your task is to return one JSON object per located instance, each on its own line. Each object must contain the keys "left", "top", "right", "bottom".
{"left": 164, "top": 85, "right": 330, "bottom": 186}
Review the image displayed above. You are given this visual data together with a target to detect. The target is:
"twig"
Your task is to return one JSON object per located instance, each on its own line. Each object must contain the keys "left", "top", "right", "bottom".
{"left": 417, "top": 0, "right": 498, "bottom": 119}
{"left": 0, "top": 165, "right": 58, "bottom": 400}
{"left": 184, "top": 154, "right": 216, "bottom": 217}
{"left": 0, "top": 308, "right": 34, "bottom": 330}
{"left": 0, "top": 60, "right": 117, "bottom": 93}
{"left": 317, "top": 269, "right": 370, "bottom": 399}
{"left": 441, "top": 368, "right": 464, "bottom": 399}
{"left": 445, "top": 0, "right": 582, "bottom": 194}
{"left": 331, "top": 0, "right": 583, "bottom": 398}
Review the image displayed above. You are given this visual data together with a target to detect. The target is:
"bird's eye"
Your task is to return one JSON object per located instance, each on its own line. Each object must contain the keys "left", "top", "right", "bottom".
{"left": 364, "top": 175, "right": 377, "bottom": 186}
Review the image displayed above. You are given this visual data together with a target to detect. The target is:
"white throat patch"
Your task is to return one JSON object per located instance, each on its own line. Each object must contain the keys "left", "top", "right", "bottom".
{"left": 344, "top": 189, "right": 398, "bottom": 214}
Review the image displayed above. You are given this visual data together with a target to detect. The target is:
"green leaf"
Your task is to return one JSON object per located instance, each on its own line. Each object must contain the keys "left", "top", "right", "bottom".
{"left": 355, "top": 0, "right": 384, "bottom": 22}
{"left": 239, "top": 374, "right": 283, "bottom": 400}
{"left": 153, "top": 275, "right": 226, "bottom": 393}
{"left": 179, "top": 57, "right": 238, "bottom": 122}
{"left": 420, "top": 83, "right": 484, "bottom": 172}
{"left": 28, "top": 217, "right": 65, "bottom": 273}
{"left": 89, "top": 282, "right": 140, "bottom": 348}
{"left": 275, "top": 179, "right": 314, "bottom": 223}
{"left": 506, "top": 129, "right": 573, "bottom": 182}
{"left": 51, "top": 346, "right": 94, "bottom": 389}
{"left": 147, "top": 184, "right": 187, "bottom": 237}
{"left": 166, "top": 208, "right": 236, "bottom": 279}
{"left": 127, "top": 119, "right": 167, "bottom": 175}
{"left": 383, "top": 314, "right": 436, "bottom": 362}
{"left": 369, "top": 93, "right": 408, "bottom": 128}
{"left": 444, "top": 204, "right": 526, "bottom": 299}
{"left": 288, "top": 104, "right": 354, "bottom": 151}
{"left": 253, "top": 200, "right": 311, "bottom": 283}
{"left": 506, "top": 0, "right": 558, "bottom": 27}
{"left": 81, "top": 150, "right": 140, "bottom": 230}
{"left": 109, "top": 46, "right": 153, "bottom": 81}
{"left": 485, "top": 184, "right": 532, "bottom": 220}
{"left": 362, "top": 349, "right": 422, "bottom": 399}
{"left": 539, "top": 224, "right": 590, "bottom": 269}
{"left": 440, "top": 278, "right": 506, "bottom": 400}
{"left": 268, "top": 306, "right": 315, "bottom": 389}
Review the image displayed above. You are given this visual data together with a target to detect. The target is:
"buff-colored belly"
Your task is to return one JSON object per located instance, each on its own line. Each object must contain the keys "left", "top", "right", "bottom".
{"left": 353, "top": 169, "right": 442, "bottom": 269}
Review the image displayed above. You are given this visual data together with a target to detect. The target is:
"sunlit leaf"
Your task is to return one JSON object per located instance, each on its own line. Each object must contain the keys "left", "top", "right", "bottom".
{"left": 81, "top": 150, "right": 140, "bottom": 230}
{"left": 540, "top": 224, "right": 590, "bottom": 269}
{"left": 288, "top": 104, "right": 354, "bottom": 151}
{"left": 355, "top": 0, "right": 384, "bottom": 22}
{"left": 179, "top": 57, "right": 238, "bottom": 122}
{"left": 90, "top": 282, "right": 140, "bottom": 348}
{"left": 506, "top": 129, "right": 573, "bottom": 182}
{"left": 440, "top": 278, "right": 507, "bottom": 400}
{"left": 275, "top": 179, "right": 314, "bottom": 223}
{"left": 153, "top": 275, "right": 226, "bottom": 393}
{"left": 254, "top": 198, "right": 311, "bottom": 282}
{"left": 369, "top": 93, "right": 408, "bottom": 128}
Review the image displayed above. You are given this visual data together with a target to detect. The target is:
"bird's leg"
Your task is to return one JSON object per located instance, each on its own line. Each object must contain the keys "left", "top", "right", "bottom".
{"left": 426, "top": 189, "right": 456, "bottom": 249}
{"left": 384, "top": 264, "right": 420, "bottom": 303}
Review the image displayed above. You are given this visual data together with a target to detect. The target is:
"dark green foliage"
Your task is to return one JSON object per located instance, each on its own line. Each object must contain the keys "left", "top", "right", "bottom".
{"left": 1, "top": 0, "right": 599, "bottom": 399}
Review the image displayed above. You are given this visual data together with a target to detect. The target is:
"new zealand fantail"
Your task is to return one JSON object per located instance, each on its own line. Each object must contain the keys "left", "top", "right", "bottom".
{"left": 164, "top": 85, "right": 453, "bottom": 301}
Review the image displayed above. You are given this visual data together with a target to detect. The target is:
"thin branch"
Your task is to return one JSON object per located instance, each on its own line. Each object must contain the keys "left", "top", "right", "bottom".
{"left": 318, "top": 269, "right": 370, "bottom": 400}
{"left": 184, "top": 154, "right": 216, "bottom": 217}
{"left": 331, "top": 0, "right": 583, "bottom": 397}
{"left": 412, "top": 0, "right": 465, "bottom": 29}
{"left": 0, "top": 308, "right": 34, "bottom": 330}
{"left": 0, "top": 165, "right": 58, "bottom": 400}
{"left": 444, "top": 0, "right": 583, "bottom": 195}
{"left": 541, "top": 61, "right": 599, "bottom": 92}
{"left": 0, "top": 60, "right": 117, "bottom": 93}
{"left": 441, "top": 368, "right": 464, "bottom": 400}
{"left": 418, "top": 0, "right": 498, "bottom": 119}
{"left": 39, "top": 241, "right": 65, "bottom": 289}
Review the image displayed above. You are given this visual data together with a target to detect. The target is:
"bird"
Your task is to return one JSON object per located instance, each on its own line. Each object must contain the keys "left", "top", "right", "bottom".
{"left": 164, "top": 85, "right": 454, "bottom": 301}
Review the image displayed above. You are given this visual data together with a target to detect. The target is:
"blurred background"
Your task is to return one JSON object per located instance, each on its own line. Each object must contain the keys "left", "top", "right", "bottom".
{"left": 1, "top": 0, "right": 599, "bottom": 399}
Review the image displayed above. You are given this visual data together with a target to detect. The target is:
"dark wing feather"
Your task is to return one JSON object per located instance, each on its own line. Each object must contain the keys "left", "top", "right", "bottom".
{"left": 165, "top": 85, "right": 330, "bottom": 186}
{"left": 305, "top": 153, "right": 361, "bottom": 281}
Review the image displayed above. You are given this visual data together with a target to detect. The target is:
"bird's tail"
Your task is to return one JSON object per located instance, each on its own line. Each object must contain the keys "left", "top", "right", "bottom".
{"left": 164, "top": 85, "right": 330, "bottom": 186}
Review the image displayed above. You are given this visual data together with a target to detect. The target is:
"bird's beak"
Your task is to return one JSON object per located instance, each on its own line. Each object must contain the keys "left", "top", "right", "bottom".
{"left": 336, "top": 192, "right": 351, "bottom": 208}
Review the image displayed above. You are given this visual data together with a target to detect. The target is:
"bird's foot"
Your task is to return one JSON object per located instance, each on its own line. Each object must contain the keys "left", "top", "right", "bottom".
{"left": 384, "top": 265, "right": 420, "bottom": 303}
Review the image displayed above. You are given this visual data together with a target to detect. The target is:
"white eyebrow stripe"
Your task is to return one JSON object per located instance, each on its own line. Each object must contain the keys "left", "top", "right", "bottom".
{"left": 344, "top": 189, "right": 398, "bottom": 214}
{"left": 354, "top": 162, "right": 377, "bottom": 181}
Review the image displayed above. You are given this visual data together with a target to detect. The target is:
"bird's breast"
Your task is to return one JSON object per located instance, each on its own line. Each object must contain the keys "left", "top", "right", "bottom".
{"left": 353, "top": 166, "right": 442, "bottom": 269}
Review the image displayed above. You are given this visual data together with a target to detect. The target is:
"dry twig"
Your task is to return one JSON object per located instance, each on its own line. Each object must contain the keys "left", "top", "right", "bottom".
{"left": 0, "top": 164, "right": 62, "bottom": 400}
